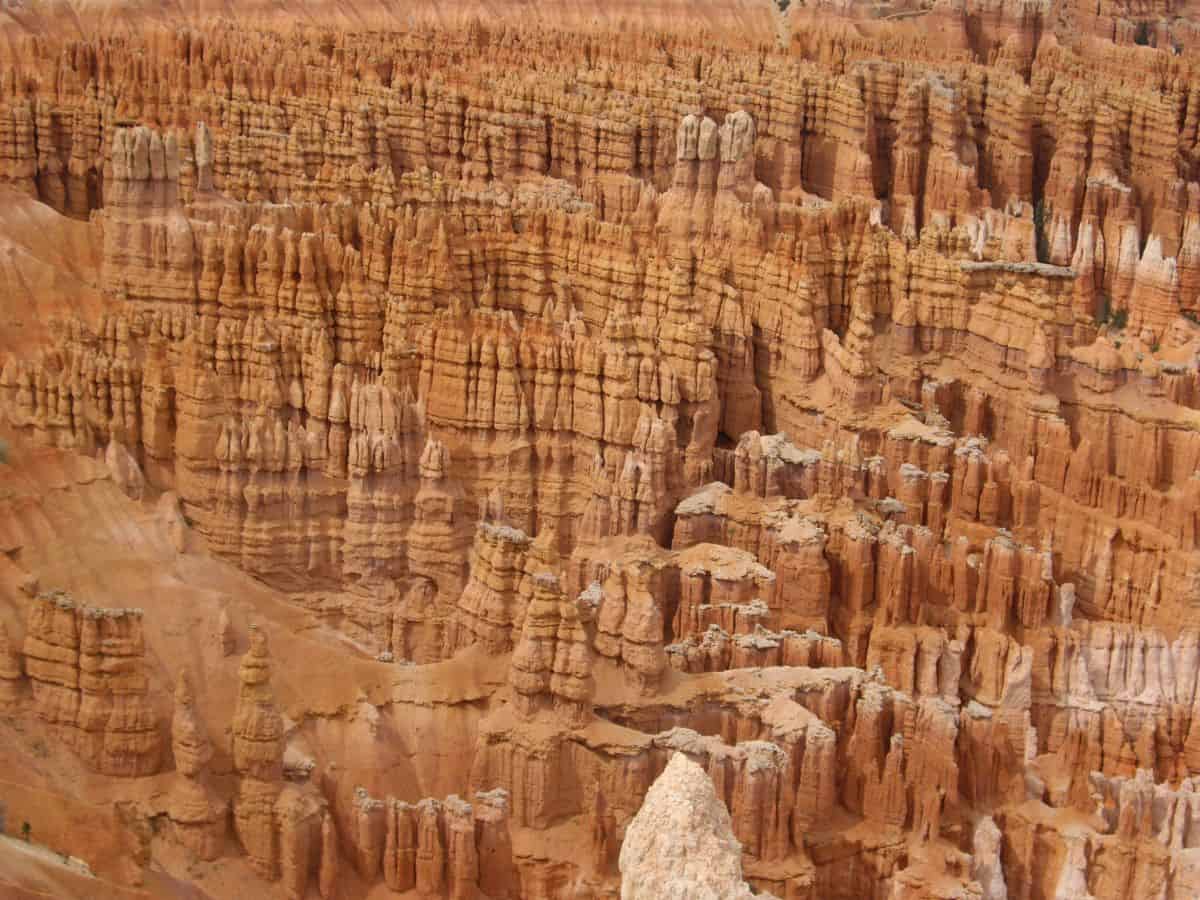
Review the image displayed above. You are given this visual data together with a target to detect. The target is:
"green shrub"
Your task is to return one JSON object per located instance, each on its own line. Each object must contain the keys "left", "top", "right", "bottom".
{"left": 1111, "top": 309, "right": 1129, "bottom": 330}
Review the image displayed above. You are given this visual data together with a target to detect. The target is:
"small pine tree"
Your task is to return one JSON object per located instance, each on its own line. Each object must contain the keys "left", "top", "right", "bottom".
{"left": 21, "top": 821, "right": 30, "bottom": 842}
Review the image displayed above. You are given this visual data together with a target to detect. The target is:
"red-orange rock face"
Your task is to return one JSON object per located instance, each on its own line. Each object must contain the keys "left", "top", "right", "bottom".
{"left": 4, "top": 0, "right": 1200, "bottom": 897}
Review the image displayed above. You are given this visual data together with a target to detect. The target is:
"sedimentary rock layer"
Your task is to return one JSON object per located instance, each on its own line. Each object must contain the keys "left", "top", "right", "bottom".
{"left": 2, "top": 1, "right": 1200, "bottom": 899}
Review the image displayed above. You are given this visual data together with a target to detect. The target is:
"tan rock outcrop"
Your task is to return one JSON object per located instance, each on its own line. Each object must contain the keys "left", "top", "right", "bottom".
{"left": 619, "top": 752, "right": 765, "bottom": 900}
{"left": 22, "top": 591, "right": 161, "bottom": 776}
{"left": 231, "top": 626, "right": 284, "bottom": 878}
{"left": 0, "top": 620, "right": 24, "bottom": 711}
{"left": 509, "top": 572, "right": 594, "bottom": 725}
{"left": 167, "top": 671, "right": 227, "bottom": 860}
{"left": 337, "top": 786, "right": 518, "bottom": 898}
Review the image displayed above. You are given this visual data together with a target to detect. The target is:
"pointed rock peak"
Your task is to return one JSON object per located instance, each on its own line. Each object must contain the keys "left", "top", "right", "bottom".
{"left": 619, "top": 753, "right": 766, "bottom": 900}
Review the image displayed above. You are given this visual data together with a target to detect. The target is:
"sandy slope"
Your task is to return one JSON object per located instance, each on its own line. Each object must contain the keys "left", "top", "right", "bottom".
{"left": 0, "top": 189, "right": 104, "bottom": 359}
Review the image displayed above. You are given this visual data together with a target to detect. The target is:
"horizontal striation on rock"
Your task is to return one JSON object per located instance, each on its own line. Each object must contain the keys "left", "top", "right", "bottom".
{"left": 6, "top": 3, "right": 1200, "bottom": 900}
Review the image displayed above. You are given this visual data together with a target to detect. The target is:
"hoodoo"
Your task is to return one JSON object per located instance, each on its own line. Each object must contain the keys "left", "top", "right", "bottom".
{"left": 1, "top": 0, "right": 1200, "bottom": 896}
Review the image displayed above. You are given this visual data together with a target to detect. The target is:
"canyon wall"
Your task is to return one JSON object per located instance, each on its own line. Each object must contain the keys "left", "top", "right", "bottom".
{"left": 2, "top": 0, "right": 1200, "bottom": 898}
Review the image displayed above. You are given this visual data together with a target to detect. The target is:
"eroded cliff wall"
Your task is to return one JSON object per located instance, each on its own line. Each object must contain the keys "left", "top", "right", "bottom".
{"left": 2, "top": 1, "right": 1200, "bottom": 898}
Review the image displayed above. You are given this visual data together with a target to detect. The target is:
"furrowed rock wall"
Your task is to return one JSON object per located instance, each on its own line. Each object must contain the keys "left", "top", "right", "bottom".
{"left": 4, "top": 4, "right": 1200, "bottom": 900}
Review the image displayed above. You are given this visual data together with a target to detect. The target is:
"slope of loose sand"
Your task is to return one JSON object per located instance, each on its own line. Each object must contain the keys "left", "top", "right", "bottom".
{"left": 0, "top": 188, "right": 104, "bottom": 359}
